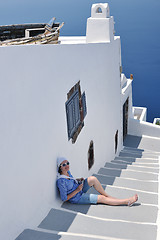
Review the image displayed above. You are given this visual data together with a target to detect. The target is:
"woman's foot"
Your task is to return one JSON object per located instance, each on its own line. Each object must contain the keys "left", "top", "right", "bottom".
{"left": 128, "top": 194, "right": 138, "bottom": 207}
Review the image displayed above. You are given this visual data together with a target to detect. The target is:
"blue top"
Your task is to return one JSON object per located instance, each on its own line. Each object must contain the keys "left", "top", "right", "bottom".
{"left": 56, "top": 171, "right": 83, "bottom": 203}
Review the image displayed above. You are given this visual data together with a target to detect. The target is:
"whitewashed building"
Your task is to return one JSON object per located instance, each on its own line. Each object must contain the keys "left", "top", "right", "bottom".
{"left": 0, "top": 3, "right": 160, "bottom": 240}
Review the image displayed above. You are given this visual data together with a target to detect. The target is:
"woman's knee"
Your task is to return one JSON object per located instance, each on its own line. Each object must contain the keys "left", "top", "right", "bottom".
{"left": 87, "top": 176, "right": 97, "bottom": 186}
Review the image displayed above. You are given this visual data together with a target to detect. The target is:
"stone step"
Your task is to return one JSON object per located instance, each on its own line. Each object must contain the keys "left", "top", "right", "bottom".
{"left": 120, "top": 169, "right": 158, "bottom": 181}
{"left": 123, "top": 146, "right": 144, "bottom": 151}
{"left": 15, "top": 135, "right": 160, "bottom": 240}
{"left": 119, "top": 152, "right": 159, "bottom": 159}
{"left": 93, "top": 174, "right": 158, "bottom": 193}
{"left": 98, "top": 167, "right": 122, "bottom": 178}
{"left": 123, "top": 146, "right": 160, "bottom": 155}
{"left": 104, "top": 162, "right": 128, "bottom": 170}
{"left": 132, "top": 162, "right": 159, "bottom": 168}
{"left": 99, "top": 167, "right": 158, "bottom": 181}
{"left": 111, "top": 160, "right": 159, "bottom": 168}
{"left": 93, "top": 173, "right": 116, "bottom": 185}
{"left": 121, "top": 150, "right": 160, "bottom": 158}
{"left": 61, "top": 201, "right": 158, "bottom": 223}
{"left": 127, "top": 165, "right": 159, "bottom": 173}
{"left": 59, "top": 234, "right": 105, "bottom": 240}
{"left": 115, "top": 156, "right": 159, "bottom": 164}
{"left": 119, "top": 150, "right": 160, "bottom": 159}
{"left": 123, "top": 134, "right": 160, "bottom": 152}
{"left": 104, "top": 162, "right": 159, "bottom": 173}
{"left": 87, "top": 185, "right": 158, "bottom": 205}
{"left": 15, "top": 228, "right": 104, "bottom": 240}
{"left": 105, "top": 185, "right": 158, "bottom": 205}
{"left": 38, "top": 208, "right": 157, "bottom": 240}
{"left": 113, "top": 177, "right": 158, "bottom": 193}
{"left": 15, "top": 229, "right": 60, "bottom": 240}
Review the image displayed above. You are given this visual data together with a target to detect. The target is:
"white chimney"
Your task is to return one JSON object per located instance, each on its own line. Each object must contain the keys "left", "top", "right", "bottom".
{"left": 86, "top": 3, "right": 115, "bottom": 43}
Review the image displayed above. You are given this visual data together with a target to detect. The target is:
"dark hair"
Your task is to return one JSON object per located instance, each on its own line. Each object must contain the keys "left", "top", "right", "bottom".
{"left": 58, "top": 166, "right": 62, "bottom": 174}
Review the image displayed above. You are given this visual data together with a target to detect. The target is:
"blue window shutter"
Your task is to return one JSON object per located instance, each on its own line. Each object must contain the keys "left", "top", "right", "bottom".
{"left": 66, "top": 99, "right": 74, "bottom": 139}
{"left": 81, "top": 91, "right": 87, "bottom": 118}
{"left": 74, "top": 91, "right": 81, "bottom": 129}
{"left": 65, "top": 89, "right": 81, "bottom": 140}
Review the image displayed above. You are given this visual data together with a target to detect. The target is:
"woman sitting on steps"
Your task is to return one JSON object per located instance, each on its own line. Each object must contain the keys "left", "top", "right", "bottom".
{"left": 56, "top": 157, "right": 138, "bottom": 206}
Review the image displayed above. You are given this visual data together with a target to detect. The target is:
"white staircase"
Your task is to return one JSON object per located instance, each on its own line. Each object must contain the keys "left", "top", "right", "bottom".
{"left": 15, "top": 136, "right": 160, "bottom": 240}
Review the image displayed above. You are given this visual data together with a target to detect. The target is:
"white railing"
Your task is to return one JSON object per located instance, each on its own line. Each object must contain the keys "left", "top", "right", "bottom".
{"left": 121, "top": 73, "right": 127, "bottom": 88}
{"left": 128, "top": 117, "right": 160, "bottom": 138}
{"left": 133, "top": 106, "right": 147, "bottom": 121}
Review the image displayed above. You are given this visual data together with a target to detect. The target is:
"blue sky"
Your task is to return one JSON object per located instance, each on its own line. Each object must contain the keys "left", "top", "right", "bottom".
{"left": 0, "top": 0, "right": 159, "bottom": 39}
{"left": 0, "top": 0, "right": 160, "bottom": 121}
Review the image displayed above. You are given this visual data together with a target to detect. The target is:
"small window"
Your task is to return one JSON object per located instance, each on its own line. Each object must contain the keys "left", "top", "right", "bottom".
{"left": 96, "top": 7, "right": 102, "bottom": 13}
{"left": 88, "top": 140, "right": 94, "bottom": 170}
{"left": 65, "top": 81, "right": 87, "bottom": 143}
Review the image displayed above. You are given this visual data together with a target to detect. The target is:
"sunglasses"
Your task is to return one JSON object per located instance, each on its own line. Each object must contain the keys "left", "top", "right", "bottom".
{"left": 61, "top": 162, "right": 70, "bottom": 167}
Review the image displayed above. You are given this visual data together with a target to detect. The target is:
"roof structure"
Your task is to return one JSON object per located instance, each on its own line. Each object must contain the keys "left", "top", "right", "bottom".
{"left": 0, "top": 18, "right": 64, "bottom": 46}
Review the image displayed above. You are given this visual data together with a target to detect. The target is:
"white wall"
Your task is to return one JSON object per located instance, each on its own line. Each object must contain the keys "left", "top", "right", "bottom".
{"left": 128, "top": 118, "right": 160, "bottom": 138}
{"left": 0, "top": 37, "right": 122, "bottom": 239}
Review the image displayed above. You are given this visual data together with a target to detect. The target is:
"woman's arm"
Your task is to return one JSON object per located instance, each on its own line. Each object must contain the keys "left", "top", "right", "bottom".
{"left": 66, "top": 184, "right": 83, "bottom": 201}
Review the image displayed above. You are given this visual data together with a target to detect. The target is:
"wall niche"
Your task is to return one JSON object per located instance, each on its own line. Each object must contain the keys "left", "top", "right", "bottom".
{"left": 88, "top": 140, "right": 94, "bottom": 170}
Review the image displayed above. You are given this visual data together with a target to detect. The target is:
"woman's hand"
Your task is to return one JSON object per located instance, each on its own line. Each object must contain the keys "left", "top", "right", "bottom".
{"left": 76, "top": 178, "right": 84, "bottom": 182}
{"left": 76, "top": 183, "right": 83, "bottom": 192}
{"left": 66, "top": 184, "right": 83, "bottom": 201}
{"left": 80, "top": 177, "right": 84, "bottom": 181}
{"left": 66, "top": 183, "right": 83, "bottom": 201}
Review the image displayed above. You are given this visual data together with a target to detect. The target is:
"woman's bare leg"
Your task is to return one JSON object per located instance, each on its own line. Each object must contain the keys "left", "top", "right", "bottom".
{"left": 87, "top": 176, "right": 138, "bottom": 204}
{"left": 97, "top": 194, "right": 138, "bottom": 206}
{"left": 87, "top": 176, "right": 116, "bottom": 198}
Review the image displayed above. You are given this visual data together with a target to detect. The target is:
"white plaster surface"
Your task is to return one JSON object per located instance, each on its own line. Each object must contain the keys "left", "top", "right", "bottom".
{"left": 86, "top": 17, "right": 114, "bottom": 43}
{"left": 91, "top": 3, "right": 110, "bottom": 18}
{"left": 86, "top": 3, "right": 114, "bottom": 43}
{"left": 0, "top": 33, "right": 122, "bottom": 239}
{"left": 133, "top": 106, "right": 147, "bottom": 121}
{"left": 128, "top": 118, "right": 160, "bottom": 138}
{"left": 1, "top": 2, "right": 159, "bottom": 240}
{"left": 59, "top": 36, "right": 86, "bottom": 45}
{"left": 156, "top": 156, "right": 160, "bottom": 240}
